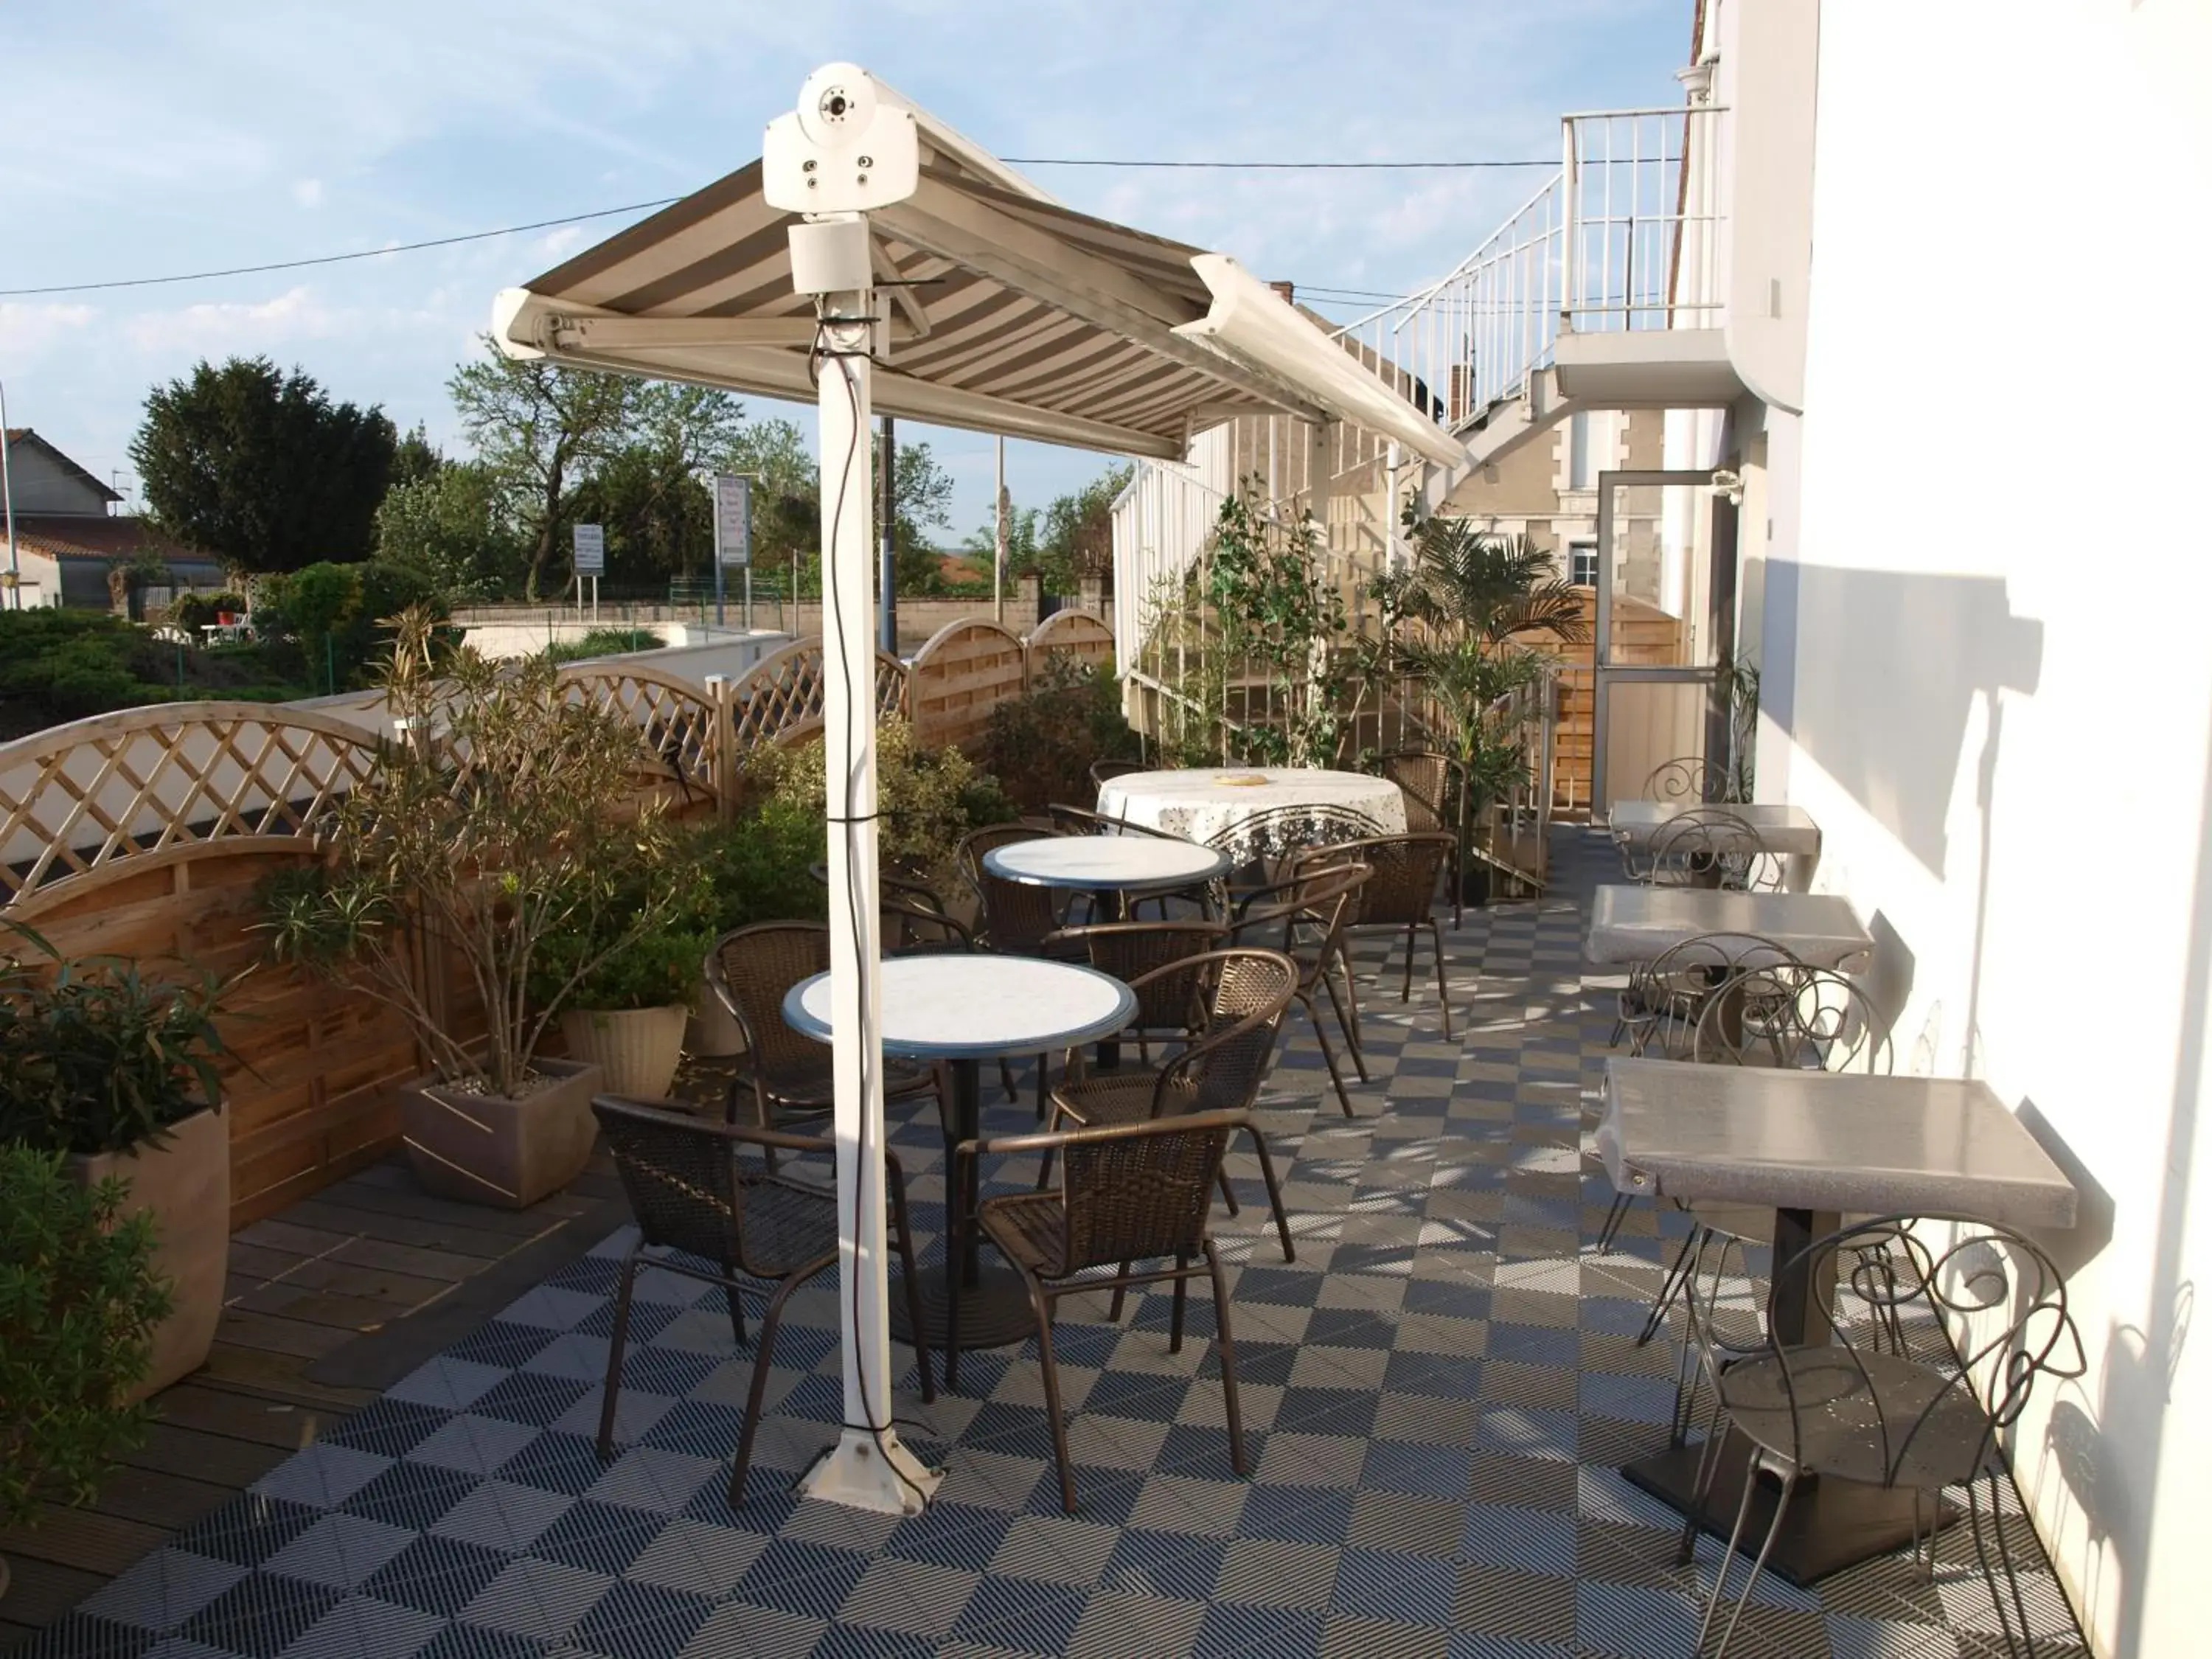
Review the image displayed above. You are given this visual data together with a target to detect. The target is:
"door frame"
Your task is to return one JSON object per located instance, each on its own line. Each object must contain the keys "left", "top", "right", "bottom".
{"left": 1590, "top": 468, "right": 1732, "bottom": 811}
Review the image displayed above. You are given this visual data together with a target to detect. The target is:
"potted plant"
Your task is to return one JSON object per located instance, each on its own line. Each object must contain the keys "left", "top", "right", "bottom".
{"left": 261, "top": 608, "right": 684, "bottom": 1209}
{"left": 536, "top": 861, "right": 714, "bottom": 1099}
{"left": 0, "top": 927, "right": 230, "bottom": 1399}
{"left": 679, "top": 801, "right": 825, "bottom": 1057}
{"left": 0, "top": 1144, "right": 174, "bottom": 1600}
{"left": 1385, "top": 520, "right": 1589, "bottom": 903}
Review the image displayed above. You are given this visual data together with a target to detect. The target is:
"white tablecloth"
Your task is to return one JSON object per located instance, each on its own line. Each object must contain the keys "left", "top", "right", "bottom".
{"left": 1096, "top": 768, "right": 1405, "bottom": 860}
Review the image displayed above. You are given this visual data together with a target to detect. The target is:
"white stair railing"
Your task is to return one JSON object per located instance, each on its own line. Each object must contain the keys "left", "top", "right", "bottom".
{"left": 1561, "top": 104, "right": 1728, "bottom": 334}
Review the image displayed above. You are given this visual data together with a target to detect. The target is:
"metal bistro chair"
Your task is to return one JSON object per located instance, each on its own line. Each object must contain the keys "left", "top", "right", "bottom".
{"left": 1648, "top": 808, "right": 1784, "bottom": 894}
{"left": 1292, "top": 832, "right": 1460, "bottom": 1039}
{"left": 1644, "top": 755, "right": 1731, "bottom": 805}
{"left": 589, "top": 1096, "right": 935, "bottom": 1506}
{"left": 950, "top": 1111, "right": 1253, "bottom": 1512}
{"left": 1636, "top": 967, "right": 1896, "bottom": 1444}
{"left": 1228, "top": 863, "right": 1371, "bottom": 1116}
{"left": 706, "top": 923, "right": 945, "bottom": 1135}
{"left": 1683, "top": 1216, "right": 2084, "bottom": 1659}
{"left": 1377, "top": 749, "right": 1469, "bottom": 924}
{"left": 1595, "top": 933, "right": 1804, "bottom": 1256}
{"left": 1043, "top": 947, "right": 1301, "bottom": 1265}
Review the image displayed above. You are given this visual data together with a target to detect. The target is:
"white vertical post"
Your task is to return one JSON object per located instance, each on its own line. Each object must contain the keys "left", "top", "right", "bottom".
{"left": 993, "top": 435, "right": 1007, "bottom": 626}
{"left": 799, "top": 260, "right": 940, "bottom": 1517}
{"left": 0, "top": 379, "right": 18, "bottom": 610}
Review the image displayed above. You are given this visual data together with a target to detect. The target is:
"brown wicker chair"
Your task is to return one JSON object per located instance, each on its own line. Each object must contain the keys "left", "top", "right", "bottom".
{"left": 1043, "top": 947, "right": 1300, "bottom": 1265}
{"left": 1041, "top": 919, "right": 1229, "bottom": 1063}
{"left": 706, "top": 922, "right": 944, "bottom": 1133}
{"left": 1377, "top": 749, "right": 1469, "bottom": 925}
{"left": 1292, "top": 832, "right": 1460, "bottom": 1039}
{"left": 589, "top": 1095, "right": 933, "bottom": 1506}
{"left": 1227, "top": 864, "right": 1371, "bottom": 1116}
{"left": 1089, "top": 758, "right": 1147, "bottom": 789}
{"left": 950, "top": 1110, "right": 1251, "bottom": 1511}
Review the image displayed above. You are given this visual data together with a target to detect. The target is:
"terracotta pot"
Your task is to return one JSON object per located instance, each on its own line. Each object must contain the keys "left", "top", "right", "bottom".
{"left": 560, "top": 1004, "right": 687, "bottom": 1099}
{"left": 403, "top": 1057, "right": 602, "bottom": 1210}
{"left": 67, "top": 1104, "right": 228, "bottom": 1402}
{"left": 686, "top": 975, "right": 745, "bottom": 1058}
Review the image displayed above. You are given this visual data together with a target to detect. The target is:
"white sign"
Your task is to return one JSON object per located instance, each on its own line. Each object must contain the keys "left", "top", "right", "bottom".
{"left": 714, "top": 474, "right": 752, "bottom": 568}
{"left": 572, "top": 523, "right": 605, "bottom": 575}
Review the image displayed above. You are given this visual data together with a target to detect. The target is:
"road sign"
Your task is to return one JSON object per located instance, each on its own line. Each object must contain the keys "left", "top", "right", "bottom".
{"left": 714, "top": 474, "right": 752, "bottom": 568}
{"left": 572, "top": 523, "right": 605, "bottom": 575}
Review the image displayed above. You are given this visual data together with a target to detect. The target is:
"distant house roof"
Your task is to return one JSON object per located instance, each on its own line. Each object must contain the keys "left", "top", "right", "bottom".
{"left": 9, "top": 514, "right": 218, "bottom": 568}
{"left": 3, "top": 429, "right": 123, "bottom": 506}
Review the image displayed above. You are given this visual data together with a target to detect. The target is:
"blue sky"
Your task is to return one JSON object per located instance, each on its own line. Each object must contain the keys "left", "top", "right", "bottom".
{"left": 0, "top": 0, "right": 1688, "bottom": 540}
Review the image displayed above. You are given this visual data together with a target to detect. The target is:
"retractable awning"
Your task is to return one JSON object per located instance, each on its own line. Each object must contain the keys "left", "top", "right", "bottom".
{"left": 493, "top": 94, "right": 1462, "bottom": 467}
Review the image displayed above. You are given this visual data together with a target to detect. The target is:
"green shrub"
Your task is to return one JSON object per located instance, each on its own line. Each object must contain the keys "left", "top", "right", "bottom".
{"left": 757, "top": 720, "right": 1010, "bottom": 894}
{"left": 254, "top": 560, "right": 450, "bottom": 693}
{"left": 0, "top": 1144, "right": 173, "bottom": 1530}
{"left": 0, "top": 941, "right": 231, "bottom": 1158}
{"left": 980, "top": 662, "right": 1139, "bottom": 813}
{"left": 689, "top": 799, "right": 830, "bottom": 933}
{"left": 546, "top": 627, "right": 664, "bottom": 665}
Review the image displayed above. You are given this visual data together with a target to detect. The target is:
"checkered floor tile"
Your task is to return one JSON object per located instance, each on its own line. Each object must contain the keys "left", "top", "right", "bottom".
{"left": 24, "top": 831, "right": 2090, "bottom": 1658}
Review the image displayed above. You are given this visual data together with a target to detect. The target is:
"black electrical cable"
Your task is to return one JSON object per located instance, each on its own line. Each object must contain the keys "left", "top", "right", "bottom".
{"left": 813, "top": 311, "right": 932, "bottom": 1512}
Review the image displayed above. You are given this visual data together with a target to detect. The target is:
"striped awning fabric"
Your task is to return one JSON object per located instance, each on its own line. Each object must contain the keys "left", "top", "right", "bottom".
{"left": 495, "top": 134, "right": 1458, "bottom": 464}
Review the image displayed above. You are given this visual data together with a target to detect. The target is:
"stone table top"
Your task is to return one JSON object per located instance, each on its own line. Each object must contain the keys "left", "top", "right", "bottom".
{"left": 1585, "top": 886, "right": 1874, "bottom": 967}
{"left": 983, "top": 835, "right": 1230, "bottom": 890}
{"left": 784, "top": 955, "right": 1138, "bottom": 1062}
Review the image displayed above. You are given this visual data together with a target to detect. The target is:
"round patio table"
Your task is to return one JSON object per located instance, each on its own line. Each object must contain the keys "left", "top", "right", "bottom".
{"left": 983, "top": 834, "right": 1231, "bottom": 894}
{"left": 1095, "top": 767, "right": 1405, "bottom": 863}
{"left": 784, "top": 954, "right": 1136, "bottom": 1352}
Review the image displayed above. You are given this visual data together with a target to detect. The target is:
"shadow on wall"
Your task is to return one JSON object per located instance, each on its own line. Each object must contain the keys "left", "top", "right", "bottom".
{"left": 1762, "top": 562, "right": 2043, "bottom": 878}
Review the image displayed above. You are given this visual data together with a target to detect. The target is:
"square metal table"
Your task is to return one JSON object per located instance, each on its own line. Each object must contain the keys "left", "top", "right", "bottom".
{"left": 1609, "top": 801, "right": 1823, "bottom": 888}
{"left": 1598, "top": 1057, "right": 2079, "bottom": 1582}
{"left": 1585, "top": 886, "right": 1874, "bottom": 970}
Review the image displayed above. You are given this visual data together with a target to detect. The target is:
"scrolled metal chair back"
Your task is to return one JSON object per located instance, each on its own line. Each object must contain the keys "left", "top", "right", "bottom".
{"left": 1623, "top": 931, "right": 1802, "bottom": 1059}
{"left": 1644, "top": 756, "right": 1729, "bottom": 805}
{"left": 1649, "top": 807, "right": 1781, "bottom": 892}
{"left": 1693, "top": 963, "right": 1893, "bottom": 1074}
{"left": 707, "top": 922, "right": 830, "bottom": 1077}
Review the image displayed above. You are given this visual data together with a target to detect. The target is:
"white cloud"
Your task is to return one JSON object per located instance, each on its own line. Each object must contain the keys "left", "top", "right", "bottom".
{"left": 122, "top": 285, "right": 341, "bottom": 355}
{"left": 0, "top": 301, "right": 97, "bottom": 356}
{"left": 535, "top": 225, "right": 586, "bottom": 260}
{"left": 293, "top": 178, "right": 325, "bottom": 208}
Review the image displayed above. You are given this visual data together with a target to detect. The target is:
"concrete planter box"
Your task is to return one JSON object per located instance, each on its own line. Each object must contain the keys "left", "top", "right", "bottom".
{"left": 560, "top": 1004, "right": 687, "bottom": 1100}
{"left": 67, "top": 1103, "right": 228, "bottom": 1402}
{"left": 403, "top": 1057, "right": 602, "bottom": 1209}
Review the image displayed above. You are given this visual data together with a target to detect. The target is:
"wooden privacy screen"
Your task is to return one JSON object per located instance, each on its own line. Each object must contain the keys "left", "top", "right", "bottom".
{"left": 0, "top": 613, "right": 1115, "bottom": 1228}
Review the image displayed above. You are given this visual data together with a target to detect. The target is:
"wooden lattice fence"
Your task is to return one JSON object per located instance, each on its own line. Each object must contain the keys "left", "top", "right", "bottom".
{"left": 909, "top": 619, "right": 1028, "bottom": 753}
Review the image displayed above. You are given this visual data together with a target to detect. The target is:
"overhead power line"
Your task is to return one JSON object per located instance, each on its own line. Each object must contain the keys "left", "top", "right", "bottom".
{"left": 0, "top": 154, "right": 1544, "bottom": 299}
{"left": 1004, "top": 156, "right": 1553, "bottom": 170}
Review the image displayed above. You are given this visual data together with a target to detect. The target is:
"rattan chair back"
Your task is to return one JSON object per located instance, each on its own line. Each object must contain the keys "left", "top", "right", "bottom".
{"left": 1046, "top": 920, "right": 1228, "bottom": 1035}
{"left": 707, "top": 922, "right": 830, "bottom": 1077}
{"left": 1693, "top": 963, "right": 1893, "bottom": 1074}
{"left": 1292, "top": 832, "right": 1455, "bottom": 927}
{"left": 1089, "top": 759, "right": 1147, "bottom": 789}
{"left": 957, "top": 822, "right": 1046, "bottom": 889}
{"left": 1377, "top": 749, "right": 1461, "bottom": 833}
{"left": 1233, "top": 864, "right": 1369, "bottom": 990}
{"left": 1161, "top": 949, "right": 1299, "bottom": 1114}
{"left": 1055, "top": 1113, "right": 1241, "bottom": 1273}
{"left": 591, "top": 1096, "right": 827, "bottom": 1282}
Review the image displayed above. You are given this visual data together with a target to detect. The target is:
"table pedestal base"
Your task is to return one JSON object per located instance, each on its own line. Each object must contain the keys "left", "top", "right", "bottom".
{"left": 891, "top": 1265, "right": 1037, "bottom": 1353}
{"left": 1624, "top": 1434, "right": 1960, "bottom": 1587}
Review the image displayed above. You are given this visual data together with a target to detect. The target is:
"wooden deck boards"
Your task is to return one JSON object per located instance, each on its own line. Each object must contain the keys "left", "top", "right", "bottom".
{"left": 0, "top": 1147, "right": 630, "bottom": 1649}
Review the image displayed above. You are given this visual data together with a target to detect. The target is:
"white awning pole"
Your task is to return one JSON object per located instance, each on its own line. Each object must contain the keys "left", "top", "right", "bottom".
{"left": 770, "top": 67, "right": 940, "bottom": 1518}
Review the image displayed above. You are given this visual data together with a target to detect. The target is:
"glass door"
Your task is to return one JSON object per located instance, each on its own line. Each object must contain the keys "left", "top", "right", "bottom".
{"left": 1590, "top": 469, "right": 1738, "bottom": 814}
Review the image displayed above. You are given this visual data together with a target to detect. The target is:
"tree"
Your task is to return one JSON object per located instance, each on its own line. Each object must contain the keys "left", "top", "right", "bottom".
{"left": 561, "top": 383, "right": 748, "bottom": 585}
{"left": 388, "top": 423, "right": 445, "bottom": 492}
{"left": 131, "top": 358, "right": 397, "bottom": 574}
{"left": 1026, "top": 462, "right": 1131, "bottom": 593}
{"left": 447, "top": 338, "right": 639, "bottom": 599}
{"left": 375, "top": 461, "right": 526, "bottom": 601}
{"left": 723, "top": 417, "right": 817, "bottom": 585}
{"left": 960, "top": 501, "right": 1040, "bottom": 587}
{"left": 883, "top": 437, "right": 953, "bottom": 594}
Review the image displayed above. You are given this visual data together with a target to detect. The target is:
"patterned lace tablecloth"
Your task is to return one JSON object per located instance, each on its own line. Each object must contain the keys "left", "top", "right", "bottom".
{"left": 1096, "top": 768, "right": 1405, "bottom": 861}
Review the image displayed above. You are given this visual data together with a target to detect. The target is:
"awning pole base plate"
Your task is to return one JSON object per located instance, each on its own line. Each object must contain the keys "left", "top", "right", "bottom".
{"left": 798, "top": 1426, "right": 942, "bottom": 1516}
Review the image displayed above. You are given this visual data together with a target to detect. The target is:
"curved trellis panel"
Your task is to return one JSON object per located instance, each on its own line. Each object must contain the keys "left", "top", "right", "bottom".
{"left": 728, "top": 637, "right": 909, "bottom": 751}
{"left": 1025, "top": 608, "right": 1116, "bottom": 684}
{"left": 0, "top": 702, "right": 381, "bottom": 911}
{"left": 556, "top": 660, "right": 722, "bottom": 810}
{"left": 909, "top": 618, "right": 1028, "bottom": 753}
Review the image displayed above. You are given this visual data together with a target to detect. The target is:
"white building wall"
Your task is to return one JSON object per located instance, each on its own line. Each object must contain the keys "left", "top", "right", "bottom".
{"left": 1764, "top": 4, "right": 2211, "bottom": 1652}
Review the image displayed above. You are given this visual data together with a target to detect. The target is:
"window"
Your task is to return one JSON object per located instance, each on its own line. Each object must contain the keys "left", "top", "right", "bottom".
{"left": 1568, "top": 541, "right": 1599, "bottom": 587}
